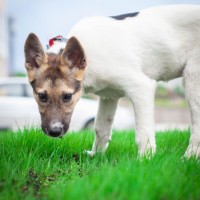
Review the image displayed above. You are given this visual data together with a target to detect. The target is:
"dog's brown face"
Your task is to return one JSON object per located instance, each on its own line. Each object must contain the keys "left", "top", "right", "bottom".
{"left": 24, "top": 33, "right": 86, "bottom": 137}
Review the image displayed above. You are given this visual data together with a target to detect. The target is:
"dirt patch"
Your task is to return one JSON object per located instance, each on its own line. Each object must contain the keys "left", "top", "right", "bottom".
{"left": 22, "top": 169, "right": 57, "bottom": 198}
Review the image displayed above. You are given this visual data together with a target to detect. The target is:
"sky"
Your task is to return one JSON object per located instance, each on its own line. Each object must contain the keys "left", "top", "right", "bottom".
{"left": 6, "top": 0, "right": 200, "bottom": 73}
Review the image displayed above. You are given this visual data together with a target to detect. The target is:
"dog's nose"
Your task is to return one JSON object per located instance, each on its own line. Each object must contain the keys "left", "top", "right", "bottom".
{"left": 49, "top": 127, "right": 62, "bottom": 137}
{"left": 48, "top": 121, "right": 63, "bottom": 137}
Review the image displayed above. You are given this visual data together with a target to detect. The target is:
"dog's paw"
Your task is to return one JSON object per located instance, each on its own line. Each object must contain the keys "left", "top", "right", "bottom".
{"left": 137, "top": 150, "right": 155, "bottom": 160}
{"left": 138, "top": 144, "right": 156, "bottom": 159}
{"left": 184, "top": 145, "right": 200, "bottom": 159}
{"left": 84, "top": 150, "right": 96, "bottom": 157}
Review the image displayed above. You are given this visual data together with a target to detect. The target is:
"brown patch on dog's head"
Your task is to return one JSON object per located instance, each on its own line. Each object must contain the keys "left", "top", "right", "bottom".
{"left": 47, "top": 50, "right": 63, "bottom": 68}
{"left": 24, "top": 33, "right": 86, "bottom": 137}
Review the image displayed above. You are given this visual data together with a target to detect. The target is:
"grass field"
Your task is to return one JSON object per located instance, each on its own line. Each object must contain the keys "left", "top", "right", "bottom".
{"left": 0, "top": 129, "right": 200, "bottom": 200}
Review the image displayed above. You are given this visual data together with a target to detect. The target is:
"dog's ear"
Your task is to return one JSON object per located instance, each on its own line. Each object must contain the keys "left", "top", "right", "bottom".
{"left": 24, "top": 33, "right": 47, "bottom": 81}
{"left": 61, "top": 37, "right": 86, "bottom": 81}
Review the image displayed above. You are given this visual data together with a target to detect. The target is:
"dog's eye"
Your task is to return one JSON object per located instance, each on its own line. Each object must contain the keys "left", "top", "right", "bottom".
{"left": 63, "top": 93, "right": 72, "bottom": 102}
{"left": 38, "top": 93, "right": 48, "bottom": 102}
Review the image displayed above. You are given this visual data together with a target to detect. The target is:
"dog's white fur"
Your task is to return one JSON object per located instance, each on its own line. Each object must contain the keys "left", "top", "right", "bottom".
{"left": 51, "top": 5, "right": 200, "bottom": 158}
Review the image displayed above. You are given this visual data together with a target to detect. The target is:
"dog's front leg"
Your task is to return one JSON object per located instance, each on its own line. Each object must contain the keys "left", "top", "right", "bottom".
{"left": 86, "top": 97, "right": 119, "bottom": 157}
{"left": 127, "top": 78, "right": 157, "bottom": 157}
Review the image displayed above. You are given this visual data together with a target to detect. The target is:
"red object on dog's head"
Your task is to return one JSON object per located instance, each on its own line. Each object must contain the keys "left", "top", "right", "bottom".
{"left": 49, "top": 38, "right": 54, "bottom": 47}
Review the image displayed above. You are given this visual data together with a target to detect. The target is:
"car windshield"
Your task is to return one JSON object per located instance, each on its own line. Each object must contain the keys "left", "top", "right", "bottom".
{"left": 0, "top": 83, "right": 33, "bottom": 97}
{"left": 0, "top": 84, "right": 24, "bottom": 97}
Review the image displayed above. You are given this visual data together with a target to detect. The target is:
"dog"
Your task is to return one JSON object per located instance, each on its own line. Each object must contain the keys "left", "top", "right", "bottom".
{"left": 24, "top": 5, "right": 200, "bottom": 158}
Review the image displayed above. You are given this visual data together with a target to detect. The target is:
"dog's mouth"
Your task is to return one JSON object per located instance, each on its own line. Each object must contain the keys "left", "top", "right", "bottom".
{"left": 42, "top": 123, "right": 69, "bottom": 138}
{"left": 40, "top": 111, "right": 73, "bottom": 138}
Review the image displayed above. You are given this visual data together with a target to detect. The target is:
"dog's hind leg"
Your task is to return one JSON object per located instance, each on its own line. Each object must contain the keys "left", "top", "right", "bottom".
{"left": 86, "top": 97, "right": 119, "bottom": 157}
{"left": 126, "top": 76, "right": 157, "bottom": 158}
{"left": 184, "top": 62, "right": 200, "bottom": 158}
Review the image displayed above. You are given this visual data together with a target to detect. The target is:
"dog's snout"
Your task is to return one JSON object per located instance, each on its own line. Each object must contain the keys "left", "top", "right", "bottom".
{"left": 48, "top": 121, "right": 63, "bottom": 137}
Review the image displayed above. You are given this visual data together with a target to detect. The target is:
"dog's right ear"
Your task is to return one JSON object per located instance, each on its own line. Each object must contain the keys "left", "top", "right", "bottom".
{"left": 24, "top": 33, "right": 47, "bottom": 82}
{"left": 61, "top": 37, "right": 86, "bottom": 81}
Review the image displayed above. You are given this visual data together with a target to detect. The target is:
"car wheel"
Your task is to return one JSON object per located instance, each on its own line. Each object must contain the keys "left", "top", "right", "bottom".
{"left": 83, "top": 118, "right": 95, "bottom": 130}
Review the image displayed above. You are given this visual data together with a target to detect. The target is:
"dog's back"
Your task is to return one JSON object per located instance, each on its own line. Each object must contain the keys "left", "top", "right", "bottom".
{"left": 68, "top": 5, "right": 200, "bottom": 87}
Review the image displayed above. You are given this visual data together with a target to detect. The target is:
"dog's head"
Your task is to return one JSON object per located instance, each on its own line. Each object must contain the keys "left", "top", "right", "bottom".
{"left": 24, "top": 33, "right": 86, "bottom": 137}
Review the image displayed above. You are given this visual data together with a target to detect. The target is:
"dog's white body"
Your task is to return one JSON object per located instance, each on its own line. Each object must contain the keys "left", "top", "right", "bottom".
{"left": 54, "top": 5, "right": 200, "bottom": 157}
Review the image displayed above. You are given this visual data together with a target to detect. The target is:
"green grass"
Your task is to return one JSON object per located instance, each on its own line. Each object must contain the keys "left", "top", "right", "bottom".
{"left": 0, "top": 129, "right": 200, "bottom": 200}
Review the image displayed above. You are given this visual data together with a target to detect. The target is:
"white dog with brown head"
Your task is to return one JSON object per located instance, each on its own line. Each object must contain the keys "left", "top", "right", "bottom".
{"left": 25, "top": 5, "right": 200, "bottom": 158}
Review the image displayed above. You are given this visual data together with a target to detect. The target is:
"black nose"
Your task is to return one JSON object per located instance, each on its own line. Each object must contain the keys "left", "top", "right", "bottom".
{"left": 48, "top": 127, "right": 62, "bottom": 137}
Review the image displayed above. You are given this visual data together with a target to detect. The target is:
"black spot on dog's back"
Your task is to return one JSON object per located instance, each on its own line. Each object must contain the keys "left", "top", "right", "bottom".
{"left": 110, "top": 12, "right": 139, "bottom": 20}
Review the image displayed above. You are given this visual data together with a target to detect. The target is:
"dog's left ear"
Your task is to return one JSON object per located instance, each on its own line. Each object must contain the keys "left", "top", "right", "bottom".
{"left": 24, "top": 33, "right": 47, "bottom": 82}
{"left": 61, "top": 37, "right": 86, "bottom": 81}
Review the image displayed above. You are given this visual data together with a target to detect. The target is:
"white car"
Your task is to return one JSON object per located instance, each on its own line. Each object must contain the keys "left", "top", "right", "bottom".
{"left": 0, "top": 77, "right": 134, "bottom": 131}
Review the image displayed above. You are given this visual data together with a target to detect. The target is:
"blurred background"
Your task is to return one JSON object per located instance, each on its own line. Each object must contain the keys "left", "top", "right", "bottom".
{"left": 0, "top": 0, "right": 199, "bottom": 131}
